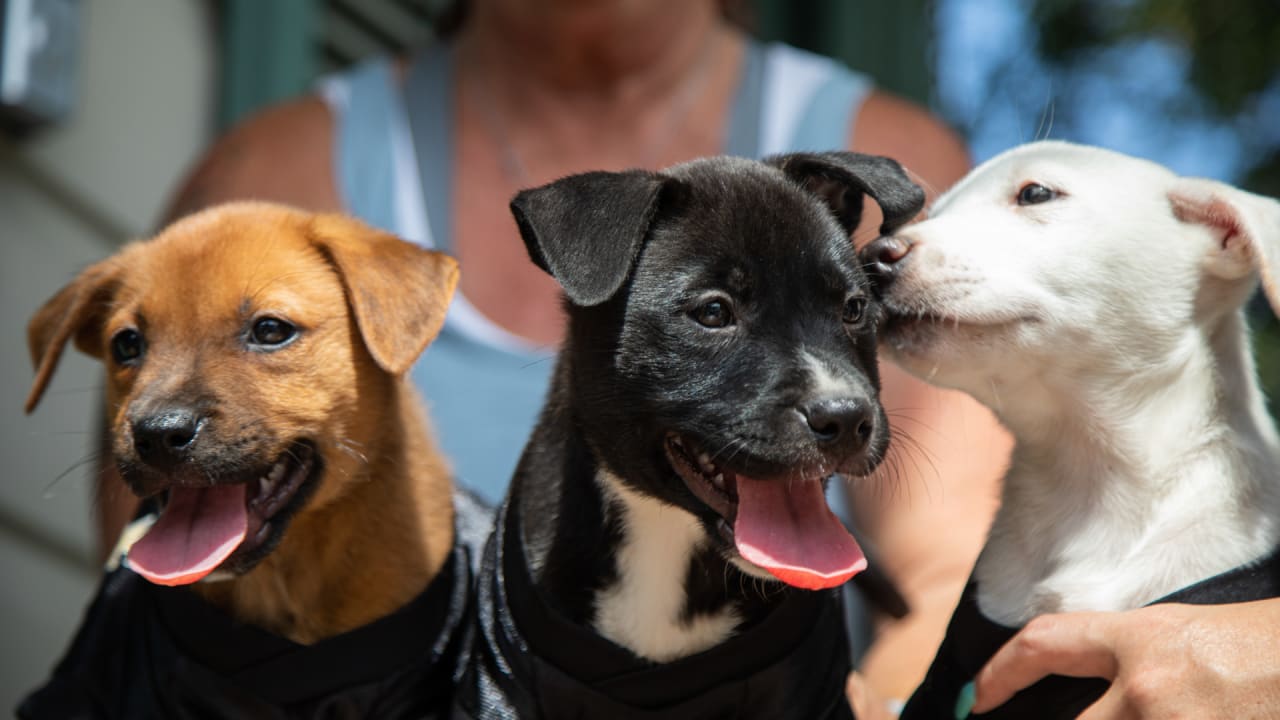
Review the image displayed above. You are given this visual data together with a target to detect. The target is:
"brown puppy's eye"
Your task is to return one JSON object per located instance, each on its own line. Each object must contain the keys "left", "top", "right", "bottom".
{"left": 250, "top": 317, "right": 297, "bottom": 347}
{"left": 110, "top": 329, "right": 145, "bottom": 365}
{"left": 693, "top": 299, "right": 734, "bottom": 329}
{"left": 1017, "top": 183, "right": 1058, "bottom": 206}
{"left": 843, "top": 296, "right": 868, "bottom": 326}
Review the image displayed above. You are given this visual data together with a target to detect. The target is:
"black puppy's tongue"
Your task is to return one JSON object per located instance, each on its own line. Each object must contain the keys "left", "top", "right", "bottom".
{"left": 126, "top": 484, "right": 247, "bottom": 586}
{"left": 733, "top": 475, "right": 866, "bottom": 590}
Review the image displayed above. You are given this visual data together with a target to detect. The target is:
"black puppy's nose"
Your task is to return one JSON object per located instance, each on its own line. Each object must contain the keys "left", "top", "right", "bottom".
{"left": 863, "top": 235, "right": 913, "bottom": 289}
{"left": 801, "top": 397, "right": 875, "bottom": 450}
{"left": 132, "top": 409, "right": 203, "bottom": 468}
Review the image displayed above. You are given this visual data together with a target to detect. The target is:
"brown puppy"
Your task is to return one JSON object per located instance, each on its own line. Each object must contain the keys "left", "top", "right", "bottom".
{"left": 25, "top": 201, "right": 458, "bottom": 643}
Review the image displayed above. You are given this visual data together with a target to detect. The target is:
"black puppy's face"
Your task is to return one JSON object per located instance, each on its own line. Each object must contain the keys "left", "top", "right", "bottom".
{"left": 578, "top": 160, "right": 883, "bottom": 566}
{"left": 514, "top": 153, "right": 924, "bottom": 588}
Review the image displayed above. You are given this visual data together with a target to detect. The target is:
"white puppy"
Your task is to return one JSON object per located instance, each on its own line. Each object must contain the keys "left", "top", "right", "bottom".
{"left": 866, "top": 140, "right": 1280, "bottom": 628}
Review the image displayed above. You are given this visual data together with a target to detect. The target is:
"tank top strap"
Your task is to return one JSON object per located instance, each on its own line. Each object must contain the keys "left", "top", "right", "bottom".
{"left": 317, "top": 59, "right": 401, "bottom": 234}
{"left": 403, "top": 44, "right": 455, "bottom": 253}
{"left": 758, "top": 42, "right": 874, "bottom": 155}
{"left": 723, "top": 39, "right": 765, "bottom": 158}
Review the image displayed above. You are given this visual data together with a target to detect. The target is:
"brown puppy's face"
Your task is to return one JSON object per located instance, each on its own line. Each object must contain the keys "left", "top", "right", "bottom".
{"left": 26, "top": 203, "right": 458, "bottom": 585}
{"left": 105, "top": 218, "right": 369, "bottom": 577}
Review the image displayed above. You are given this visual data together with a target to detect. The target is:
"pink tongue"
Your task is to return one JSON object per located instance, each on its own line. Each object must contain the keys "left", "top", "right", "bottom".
{"left": 126, "top": 484, "right": 248, "bottom": 586}
{"left": 733, "top": 476, "right": 866, "bottom": 590}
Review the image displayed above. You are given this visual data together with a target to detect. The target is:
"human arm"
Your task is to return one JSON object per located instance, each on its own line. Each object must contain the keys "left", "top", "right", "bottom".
{"left": 847, "top": 91, "right": 1013, "bottom": 702}
{"left": 970, "top": 600, "right": 1280, "bottom": 719}
{"left": 847, "top": 670, "right": 899, "bottom": 720}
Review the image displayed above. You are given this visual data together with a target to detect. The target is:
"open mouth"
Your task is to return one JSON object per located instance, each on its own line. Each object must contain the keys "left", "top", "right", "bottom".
{"left": 663, "top": 432, "right": 866, "bottom": 591}
{"left": 125, "top": 441, "right": 321, "bottom": 586}
{"left": 242, "top": 441, "right": 318, "bottom": 550}
{"left": 665, "top": 434, "right": 738, "bottom": 531}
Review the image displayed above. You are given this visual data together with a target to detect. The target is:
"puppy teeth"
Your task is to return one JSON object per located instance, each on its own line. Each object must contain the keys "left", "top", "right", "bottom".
{"left": 712, "top": 473, "right": 724, "bottom": 489}
{"left": 698, "top": 453, "right": 715, "bottom": 474}
{"left": 258, "top": 476, "right": 270, "bottom": 496}
{"left": 268, "top": 461, "right": 287, "bottom": 483}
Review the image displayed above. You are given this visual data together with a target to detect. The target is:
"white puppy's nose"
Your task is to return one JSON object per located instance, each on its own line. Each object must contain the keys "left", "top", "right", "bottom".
{"left": 862, "top": 235, "right": 914, "bottom": 288}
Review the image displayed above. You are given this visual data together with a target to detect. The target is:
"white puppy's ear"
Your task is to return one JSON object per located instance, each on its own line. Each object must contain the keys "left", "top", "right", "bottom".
{"left": 1169, "top": 178, "right": 1280, "bottom": 316}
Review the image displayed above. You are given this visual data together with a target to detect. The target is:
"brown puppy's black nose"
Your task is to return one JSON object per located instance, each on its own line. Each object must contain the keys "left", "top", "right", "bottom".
{"left": 132, "top": 409, "right": 202, "bottom": 468}
{"left": 863, "top": 235, "right": 913, "bottom": 289}
{"left": 801, "top": 397, "right": 875, "bottom": 451}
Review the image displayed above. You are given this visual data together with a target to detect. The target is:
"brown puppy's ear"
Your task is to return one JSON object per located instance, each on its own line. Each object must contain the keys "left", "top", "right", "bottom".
{"left": 510, "top": 170, "right": 671, "bottom": 307}
{"left": 309, "top": 214, "right": 460, "bottom": 376}
{"left": 766, "top": 151, "right": 927, "bottom": 236}
{"left": 26, "top": 260, "right": 122, "bottom": 414}
{"left": 1169, "top": 178, "right": 1280, "bottom": 316}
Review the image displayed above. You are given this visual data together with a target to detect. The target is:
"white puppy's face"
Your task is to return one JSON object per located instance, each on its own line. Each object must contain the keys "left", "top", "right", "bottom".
{"left": 869, "top": 141, "right": 1279, "bottom": 408}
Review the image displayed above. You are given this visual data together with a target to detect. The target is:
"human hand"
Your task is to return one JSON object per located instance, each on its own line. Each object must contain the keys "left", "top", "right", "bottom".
{"left": 969, "top": 599, "right": 1280, "bottom": 719}
{"left": 847, "top": 670, "right": 898, "bottom": 720}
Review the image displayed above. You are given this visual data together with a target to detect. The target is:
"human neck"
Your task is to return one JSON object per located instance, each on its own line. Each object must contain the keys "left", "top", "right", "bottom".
{"left": 458, "top": 0, "right": 727, "bottom": 102}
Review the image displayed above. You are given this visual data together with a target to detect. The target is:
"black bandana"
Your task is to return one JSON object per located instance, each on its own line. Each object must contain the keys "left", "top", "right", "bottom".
{"left": 452, "top": 499, "right": 857, "bottom": 719}
{"left": 900, "top": 547, "right": 1280, "bottom": 719}
{"left": 18, "top": 489, "right": 492, "bottom": 720}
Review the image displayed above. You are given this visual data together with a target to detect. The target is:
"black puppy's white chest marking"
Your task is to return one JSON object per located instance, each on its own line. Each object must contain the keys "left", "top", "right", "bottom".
{"left": 593, "top": 471, "right": 741, "bottom": 661}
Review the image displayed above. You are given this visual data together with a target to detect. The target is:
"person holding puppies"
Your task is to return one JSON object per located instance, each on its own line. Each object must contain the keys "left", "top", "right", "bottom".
{"left": 90, "top": 0, "right": 1009, "bottom": 711}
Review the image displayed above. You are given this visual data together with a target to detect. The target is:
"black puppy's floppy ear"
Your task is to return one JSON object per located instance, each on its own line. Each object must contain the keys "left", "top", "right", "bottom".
{"left": 511, "top": 170, "right": 670, "bottom": 306}
{"left": 768, "top": 151, "right": 926, "bottom": 236}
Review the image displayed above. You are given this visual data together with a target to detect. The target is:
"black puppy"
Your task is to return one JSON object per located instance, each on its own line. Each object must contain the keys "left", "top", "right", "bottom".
{"left": 455, "top": 152, "right": 925, "bottom": 719}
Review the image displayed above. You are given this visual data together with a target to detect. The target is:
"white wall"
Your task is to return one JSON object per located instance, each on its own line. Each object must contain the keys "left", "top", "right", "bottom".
{"left": 0, "top": 0, "right": 215, "bottom": 711}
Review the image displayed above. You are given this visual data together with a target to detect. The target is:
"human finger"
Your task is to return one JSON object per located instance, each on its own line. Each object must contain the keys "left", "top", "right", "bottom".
{"left": 971, "top": 612, "right": 1121, "bottom": 714}
{"left": 846, "top": 671, "right": 895, "bottom": 720}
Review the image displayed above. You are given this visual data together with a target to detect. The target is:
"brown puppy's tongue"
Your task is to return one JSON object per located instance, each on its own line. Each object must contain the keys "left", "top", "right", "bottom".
{"left": 733, "top": 476, "right": 866, "bottom": 590}
{"left": 126, "top": 484, "right": 247, "bottom": 586}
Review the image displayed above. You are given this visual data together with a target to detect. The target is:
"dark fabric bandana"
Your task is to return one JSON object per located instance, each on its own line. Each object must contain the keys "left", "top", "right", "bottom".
{"left": 18, "top": 489, "right": 492, "bottom": 720}
{"left": 452, "top": 498, "right": 858, "bottom": 720}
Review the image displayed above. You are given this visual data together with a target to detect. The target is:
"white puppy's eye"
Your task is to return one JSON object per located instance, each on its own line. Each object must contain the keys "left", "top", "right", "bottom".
{"left": 1017, "top": 183, "right": 1059, "bottom": 206}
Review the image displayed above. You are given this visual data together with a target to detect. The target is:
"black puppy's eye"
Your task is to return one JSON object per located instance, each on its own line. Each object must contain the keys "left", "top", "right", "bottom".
{"left": 692, "top": 299, "right": 734, "bottom": 329}
{"left": 110, "top": 329, "right": 144, "bottom": 365}
{"left": 1017, "top": 183, "right": 1058, "bottom": 206}
{"left": 250, "top": 317, "right": 297, "bottom": 347}
{"left": 843, "top": 297, "right": 868, "bottom": 326}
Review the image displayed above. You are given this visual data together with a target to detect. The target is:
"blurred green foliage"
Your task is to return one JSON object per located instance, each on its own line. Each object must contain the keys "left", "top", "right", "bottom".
{"left": 1031, "top": 0, "right": 1280, "bottom": 412}
{"left": 1253, "top": 299, "right": 1280, "bottom": 415}
{"left": 1032, "top": 0, "right": 1280, "bottom": 193}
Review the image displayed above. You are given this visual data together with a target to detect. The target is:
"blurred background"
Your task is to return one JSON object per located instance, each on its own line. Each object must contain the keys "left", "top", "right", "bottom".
{"left": 0, "top": 0, "right": 1275, "bottom": 710}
